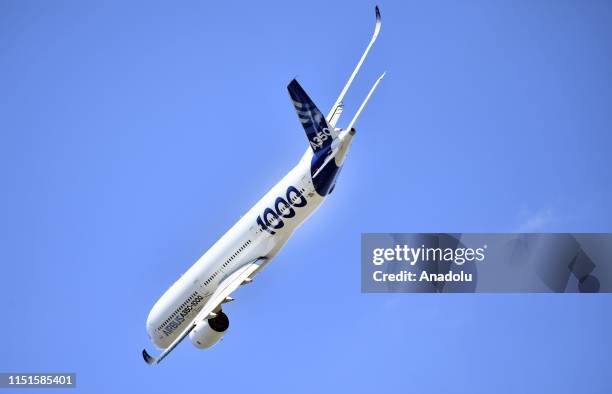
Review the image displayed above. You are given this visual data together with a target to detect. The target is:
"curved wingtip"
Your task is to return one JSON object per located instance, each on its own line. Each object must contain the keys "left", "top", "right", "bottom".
{"left": 142, "top": 349, "right": 157, "bottom": 365}
{"left": 374, "top": 6, "right": 382, "bottom": 36}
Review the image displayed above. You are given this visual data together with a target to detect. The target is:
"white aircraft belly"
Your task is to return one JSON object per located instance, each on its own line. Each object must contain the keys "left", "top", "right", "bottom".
{"left": 146, "top": 159, "right": 323, "bottom": 348}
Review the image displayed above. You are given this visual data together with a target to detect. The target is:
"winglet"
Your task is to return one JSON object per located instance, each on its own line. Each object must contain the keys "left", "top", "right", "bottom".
{"left": 327, "top": 6, "right": 382, "bottom": 128}
{"left": 375, "top": 6, "right": 381, "bottom": 34}
{"left": 142, "top": 349, "right": 157, "bottom": 365}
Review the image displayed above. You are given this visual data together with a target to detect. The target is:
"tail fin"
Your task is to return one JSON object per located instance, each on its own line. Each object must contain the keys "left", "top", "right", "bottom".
{"left": 288, "top": 79, "right": 337, "bottom": 152}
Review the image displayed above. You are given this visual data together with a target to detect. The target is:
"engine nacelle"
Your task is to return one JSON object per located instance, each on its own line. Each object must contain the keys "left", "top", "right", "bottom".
{"left": 189, "top": 311, "right": 229, "bottom": 349}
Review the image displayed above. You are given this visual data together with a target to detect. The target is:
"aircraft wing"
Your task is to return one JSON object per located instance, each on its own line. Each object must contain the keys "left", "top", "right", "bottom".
{"left": 327, "top": 6, "right": 381, "bottom": 128}
{"left": 142, "top": 257, "right": 265, "bottom": 365}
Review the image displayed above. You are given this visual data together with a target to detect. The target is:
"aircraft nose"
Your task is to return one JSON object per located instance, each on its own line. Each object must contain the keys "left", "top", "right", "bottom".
{"left": 145, "top": 297, "right": 176, "bottom": 349}
{"left": 146, "top": 302, "right": 161, "bottom": 338}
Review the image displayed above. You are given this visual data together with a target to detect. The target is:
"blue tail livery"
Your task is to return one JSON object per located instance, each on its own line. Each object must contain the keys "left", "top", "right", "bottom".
{"left": 287, "top": 79, "right": 337, "bottom": 152}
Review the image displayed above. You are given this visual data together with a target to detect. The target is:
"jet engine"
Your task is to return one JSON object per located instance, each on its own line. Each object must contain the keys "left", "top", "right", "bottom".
{"left": 189, "top": 311, "right": 229, "bottom": 349}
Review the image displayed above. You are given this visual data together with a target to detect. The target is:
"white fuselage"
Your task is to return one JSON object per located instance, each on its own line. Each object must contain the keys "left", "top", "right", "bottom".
{"left": 146, "top": 131, "right": 353, "bottom": 348}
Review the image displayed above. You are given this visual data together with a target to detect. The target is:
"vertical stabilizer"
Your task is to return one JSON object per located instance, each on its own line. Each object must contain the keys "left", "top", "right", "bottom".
{"left": 288, "top": 79, "right": 337, "bottom": 153}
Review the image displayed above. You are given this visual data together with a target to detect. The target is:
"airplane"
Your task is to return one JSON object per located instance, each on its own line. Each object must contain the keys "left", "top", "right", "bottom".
{"left": 143, "top": 6, "right": 384, "bottom": 364}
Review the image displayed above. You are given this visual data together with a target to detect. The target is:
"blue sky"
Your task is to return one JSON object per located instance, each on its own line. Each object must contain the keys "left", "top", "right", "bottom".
{"left": 1, "top": 1, "right": 611, "bottom": 393}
